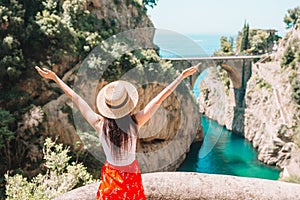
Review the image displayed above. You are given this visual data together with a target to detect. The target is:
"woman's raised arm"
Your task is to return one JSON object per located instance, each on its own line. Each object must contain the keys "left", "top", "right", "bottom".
{"left": 35, "top": 66, "right": 103, "bottom": 132}
{"left": 134, "top": 63, "right": 200, "bottom": 128}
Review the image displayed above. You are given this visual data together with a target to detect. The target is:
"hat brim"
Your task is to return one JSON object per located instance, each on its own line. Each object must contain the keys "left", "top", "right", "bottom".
{"left": 96, "top": 81, "right": 138, "bottom": 119}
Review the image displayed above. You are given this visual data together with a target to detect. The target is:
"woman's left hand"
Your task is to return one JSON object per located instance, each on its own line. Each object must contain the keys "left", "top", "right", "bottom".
{"left": 181, "top": 63, "right": 201, "bottom": 78}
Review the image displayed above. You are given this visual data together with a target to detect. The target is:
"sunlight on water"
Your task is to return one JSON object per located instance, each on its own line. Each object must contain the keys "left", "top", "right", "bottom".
{"left": 177, "top": 74, "right": 280, "bottom": 180}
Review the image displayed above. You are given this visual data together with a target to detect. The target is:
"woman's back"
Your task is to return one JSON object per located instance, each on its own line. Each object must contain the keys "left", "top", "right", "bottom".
{"left": 99, "top": 121, "right": 137, "bottom": 166}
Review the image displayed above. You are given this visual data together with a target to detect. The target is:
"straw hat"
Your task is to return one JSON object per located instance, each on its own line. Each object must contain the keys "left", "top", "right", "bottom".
{"left": 96, "top": 80, "right": 139, "bottom": 119}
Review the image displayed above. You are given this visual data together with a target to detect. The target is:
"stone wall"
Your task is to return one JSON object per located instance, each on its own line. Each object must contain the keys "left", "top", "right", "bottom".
{"left": 55, "top": 172, "right": 300, "bottom": 200}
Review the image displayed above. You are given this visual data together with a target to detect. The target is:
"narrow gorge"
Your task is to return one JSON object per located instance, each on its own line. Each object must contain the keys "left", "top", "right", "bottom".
{"left": 197, "top": 27, "right": 300, "bottom": 180}
{"left": 3, "top": 1, "right": 300, "bottom": 199}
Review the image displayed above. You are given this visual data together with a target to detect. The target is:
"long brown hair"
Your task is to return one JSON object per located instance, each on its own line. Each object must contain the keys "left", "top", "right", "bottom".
{"left": 102, "top": 114, "right": 138, "bottom": 159}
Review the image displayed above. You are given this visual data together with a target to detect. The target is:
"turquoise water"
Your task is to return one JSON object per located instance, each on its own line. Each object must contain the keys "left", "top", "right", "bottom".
{"left": 154, "top": 32, "right": 280, "bottom": 180}
{"left": 177, "top": 116, "right": 280, "bottom": 180}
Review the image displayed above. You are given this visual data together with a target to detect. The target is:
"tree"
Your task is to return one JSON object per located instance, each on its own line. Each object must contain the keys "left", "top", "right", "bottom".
{"left": 142, "top": 0, "right": 158, "bottom": 8}
{"left": 0, "top": 0, "right": 103, "bottom": 88}
{"left": 0, "top": 110, "right": 15, "bottom": 169}
{"left": 240, "top": 22, "right": 250, "bottom": 52}
{"left": 0, "top": 0, "right": 26, "bottom": 86}
{"left": 249, "top": 30, "right": 269, "bottom": 54}
{"left": 220, "top": 36, "right": 234, "bottom": 53}
{"left": 284, "top": 6, "right": 300, "bottom": 29}
{"left": 214, "top": 36, "right": 234, "bottom": 56}
{"left": 281, "top": 38, "right": 300, "bottom": 69}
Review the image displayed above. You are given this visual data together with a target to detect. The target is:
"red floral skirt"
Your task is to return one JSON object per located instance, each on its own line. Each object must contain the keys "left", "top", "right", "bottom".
{"left": 96, "top": 159, "right": 146, "bottom": 200}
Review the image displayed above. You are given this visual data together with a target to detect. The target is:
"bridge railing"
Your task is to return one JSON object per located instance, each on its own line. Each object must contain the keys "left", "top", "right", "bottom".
{"left": 161, "top": 55, "right": 265, "bottom": 61}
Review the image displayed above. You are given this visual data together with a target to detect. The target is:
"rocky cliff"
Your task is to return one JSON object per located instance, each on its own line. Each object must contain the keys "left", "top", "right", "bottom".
{"left": 87, "top": 0, "right": 155, "bottom": 47}
{"left": 37, "top": 0, "right": 154, "bottom": 144}
{"left": 39, "top": 0, "right": 202, "bottom": 173}
{"left": 43, "top": 77, "right": 202, "bottom": 173}
{"left": 197, "top": 27, "right": 300, "bottom": 179}
{"left": 244, "top": 62, "right": 298, "bottom": 170}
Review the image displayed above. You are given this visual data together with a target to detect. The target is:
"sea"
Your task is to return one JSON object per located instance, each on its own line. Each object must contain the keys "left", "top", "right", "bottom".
{"left": 152, "top": 31, "right": 280, "bottom": 180}
{"left": 153, "top": 30, "right": 231, "bottom": 57}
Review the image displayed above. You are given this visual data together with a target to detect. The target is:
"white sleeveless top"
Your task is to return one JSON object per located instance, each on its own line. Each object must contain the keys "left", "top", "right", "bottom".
{"left": 99, "top": 122, "right": 137, "bottom": 166}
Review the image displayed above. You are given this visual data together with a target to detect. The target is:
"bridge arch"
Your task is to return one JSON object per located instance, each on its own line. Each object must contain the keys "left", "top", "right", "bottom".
{"left": 164, "top": 55, "right": 262, "bottom": 91}
{"left": 165, "top": 55, "right": 265, "bottom": 108}
{"left": 219, "top": 63, "right": 241, "bottom": 88}
{"left": 191, "top": 63, "right": 241, "bottom": 89}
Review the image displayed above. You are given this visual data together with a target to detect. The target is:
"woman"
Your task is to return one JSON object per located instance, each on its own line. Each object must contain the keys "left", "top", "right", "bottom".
{"left": 35, "top": 63, "right": 199, "bottom": 199}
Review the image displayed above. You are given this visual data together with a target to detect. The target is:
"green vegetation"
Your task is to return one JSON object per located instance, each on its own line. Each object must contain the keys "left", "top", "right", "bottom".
{"left": 0, "top": 109, "right": 15, "bottom": 198}
{"left": 217, "top": 67, "right": 231, "bottom": 96}
{"left": 284, "top": 6, "right": 300, "bottom": 29}
{"left": 142, "top": 0, "right": 158, "bottom": 9}
{"left": 288, "top": 70, "right": 300, "bottom": 148}
{"left": 217, "top": 21, "right": 280, "bottom": 56}
{"left": 214, "top": 36, "right": 234, "bottom": 56}
{"left": 240, "top": 22, "right": 250, "bottom": 53}
{"left": 281, "top": 29, "right": 300, "bottom": 149}
{"left": 0, "top": 0, "right": 160, "bottom": 198}
{"left": 256, "top": 77, "right": 272, "bottom": 91}
{"left": 249, "top": 29, "right": 278, "bottom": 54}
{"left": 236, "top": 27, "right": 279, "bottom": 55}
{"left": 0, "top": 0, "right": 106, "bottom": 88}
{"left": 0, "top": 0, "right": 26, "bottom": 86}
{"left": 0, "top": 106, "right": 45, "bottom": 199}
{"left": 288, "top": 70, "right": 300, "bottom": 106}
{"left": 284, "top": 42, "right": 300, "bottom": 146}
{"left": 5, "top": 138, "right": 95, "bottom": 200}
{"left": 281, "top": 38, "right": 300, "bottom": 69}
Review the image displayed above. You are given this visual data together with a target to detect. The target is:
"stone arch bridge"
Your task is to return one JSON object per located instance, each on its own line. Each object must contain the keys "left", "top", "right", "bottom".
{"left": 163, "top": 55, "right": 265, "bottom": 108}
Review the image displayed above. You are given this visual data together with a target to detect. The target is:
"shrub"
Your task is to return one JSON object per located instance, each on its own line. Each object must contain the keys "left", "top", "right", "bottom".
{"left": 5, "top": 138, "right": 96, "bottom": 200}
{"left": 281, "top": 39, "right": 300, "bottom": 69}
{"left": 217, "top": 67, "right": 231, "bottom": 96}
{"left": 256, "top": 77, "right": 272, "bottom": 91}
{"left": 288, "top": 70, "right": 300, "bottom": 106}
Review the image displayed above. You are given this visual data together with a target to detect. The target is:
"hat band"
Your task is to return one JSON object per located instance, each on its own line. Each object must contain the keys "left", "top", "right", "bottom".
{"left": 106, "top": 93, "right": 129, "bottom": 109}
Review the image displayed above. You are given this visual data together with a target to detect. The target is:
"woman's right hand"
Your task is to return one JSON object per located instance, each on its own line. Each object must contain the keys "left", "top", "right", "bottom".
{"left": 35, "top": 66, "right": 57, "bottom": 81}
{"left": 181, "top": 63, "right": 201, "bottom": 78}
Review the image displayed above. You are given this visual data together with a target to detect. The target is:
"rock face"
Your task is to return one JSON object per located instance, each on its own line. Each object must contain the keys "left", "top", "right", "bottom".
{"left": 39, "top": 0, "right": 203, "bottom": 173}
{"left": 55, "top": 172, "right": 300, "bottom": 200}
{"left": 197, "top": 28, "right": 300, "bottom": 179}
{"left": 244, "top": 28, "right": 300, "bottom": 177}
{"left": 244, "top": 63, "right": 297, "bottom": 169}
{"left": 198, "top": 64, "right": 298, "bottom": 173}
{"left": 197, "top": 67, "right": 245, "bottom": 135}
{"left": 197, "top": 68, "right": 229, "bottom": 126}
{"left": 88, "top": 0, "right": 152, "bottom": 30}
{"left": 87, "top": 0, "right": 155, "bottom": 47}
{"left": 135, "top": 83, "right": 202, "bottom": 172}
{"left": 43, "top": 78, "right": 202, "bottom": 173}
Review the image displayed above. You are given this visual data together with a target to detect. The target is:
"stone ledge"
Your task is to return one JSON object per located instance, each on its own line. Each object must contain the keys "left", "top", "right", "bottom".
{"left": 55, "top": 172, "right": 300, "bottom": 200}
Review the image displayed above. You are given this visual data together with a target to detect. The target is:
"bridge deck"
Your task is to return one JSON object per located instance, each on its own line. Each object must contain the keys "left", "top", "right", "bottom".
{"left": 162, "top": 55, "right": 264, "bottom": 61}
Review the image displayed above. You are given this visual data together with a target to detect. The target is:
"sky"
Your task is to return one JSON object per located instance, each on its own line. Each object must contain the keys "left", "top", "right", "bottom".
{"left": 147, "top": 0, "right": 300, "bottom": 37}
